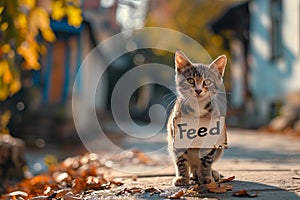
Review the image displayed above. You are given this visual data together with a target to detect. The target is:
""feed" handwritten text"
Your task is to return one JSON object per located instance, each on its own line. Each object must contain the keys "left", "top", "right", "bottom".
{"left": 177, "top": 121, "right": 220, "bottom": 139}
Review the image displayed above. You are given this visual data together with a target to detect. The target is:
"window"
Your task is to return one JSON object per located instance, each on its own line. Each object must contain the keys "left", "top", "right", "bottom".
{"left": 270, "top": 0, "right": 283, "bottom": 60}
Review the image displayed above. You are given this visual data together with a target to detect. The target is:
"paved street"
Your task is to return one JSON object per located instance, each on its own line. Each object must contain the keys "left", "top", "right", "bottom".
{"left": 208, "top": 129, "right": 300, "bottom": 199}
{"left": 99, "top": 128, "right": 300, "bottom": 199}
{"left": 5, "top": 128, "right": 300, "bottom": 199}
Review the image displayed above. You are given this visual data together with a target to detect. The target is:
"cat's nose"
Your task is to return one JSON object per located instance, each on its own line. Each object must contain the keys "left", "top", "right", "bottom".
{"left": 195, "top": 90, "right": 202, "bottom": 95}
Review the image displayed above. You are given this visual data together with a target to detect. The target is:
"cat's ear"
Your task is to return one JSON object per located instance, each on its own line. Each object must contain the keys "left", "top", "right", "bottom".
{"left": 209, "top": 55, "right": 227, "bottom": 77}
{"left": 175, "top": 50, "right": 192, "bottom": 73}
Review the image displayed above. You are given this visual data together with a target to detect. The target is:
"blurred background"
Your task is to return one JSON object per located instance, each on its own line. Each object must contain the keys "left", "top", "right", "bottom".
{"left": 1, "top": 0, "right": 300, "bottom": 184}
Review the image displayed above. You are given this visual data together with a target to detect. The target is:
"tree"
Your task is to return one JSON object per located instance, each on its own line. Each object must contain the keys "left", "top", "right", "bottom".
{"left": 0, "top": 0, "right": 82, "bottom": 101}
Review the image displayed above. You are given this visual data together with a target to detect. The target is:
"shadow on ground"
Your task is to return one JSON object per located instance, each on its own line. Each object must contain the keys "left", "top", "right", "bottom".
{"left": 85, "top": 176, "right": 300, "bottom": 200}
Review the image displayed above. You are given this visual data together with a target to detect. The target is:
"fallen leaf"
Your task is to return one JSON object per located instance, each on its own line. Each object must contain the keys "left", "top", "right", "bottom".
{"left": 116, "top": 187, "right": 143, "bottom": 196}
{"left": 64, "top": 191, "right": 82, "bottom": 200}
{"left": 131, "top": 176, "right": 138, "bottom": 181}
{"left": 131, "top": 149, "right": 151, "bottom": 164}
{"left": 144, "top": 187, "right": 162, "bottom": 195}
{"left": 30, "top": 196, "right": 49, "bottom": 199}
{"left": 233, "top": 189, "right": 258, "bottom": 197}
{"left": 128, "top": 187, "right": 143, "bottom": 194}
{"left": 6, "top": 191, "right": 28, "bottom": 197}
{"left": 219, "top": 176, "right": 235, "bottom": 183}
{"left": 29, "top": 174, "right": 54, "bottom": 185}
{"left": 43, "top": 186, "right": 51, "bottom": 195}
{"left": 168, "top": 189, "right": 184, "bottom": 199}
{"left": 86, "top": 176, "right": 107, "bottom": 190}
{"left": 206, "top": 182, "right": 232, "bottom": 194}
{"left": 72, "top": 177, "right": 87, "bottom": 193}
{"left": 53, "top": 172, "right": 69, "bottom": 182}
{"left": 206, "top": 182, "right": 227, "bottom": 193}
{"left": 110, "top": 178, "right": 124, "bottom": 186}
{"left": 187, "top": 184, "right": 206, "bottom": 193}
{"left": 55, "top": 189, "right": 71, "bottom": 198}
{"left": 186, "top": 189, "right": 197, "bottom": 195}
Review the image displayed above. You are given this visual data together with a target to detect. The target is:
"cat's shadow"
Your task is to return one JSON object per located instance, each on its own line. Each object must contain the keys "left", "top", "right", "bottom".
{"left": 188, "top": 180, "right": 300, "bottom": 200}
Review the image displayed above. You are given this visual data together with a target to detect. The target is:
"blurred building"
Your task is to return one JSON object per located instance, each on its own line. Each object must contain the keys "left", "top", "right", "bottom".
{"left": 249, "top": 0, "right": 300, "bottom": 123}
{"left": 211, "top": 2, "right": 249, "bottom": 109}
{"left": 11, "top": 0, "right": 151, "bottom": 141}
{"left": 213, "top": 0, "right": 300, "bottom": 126}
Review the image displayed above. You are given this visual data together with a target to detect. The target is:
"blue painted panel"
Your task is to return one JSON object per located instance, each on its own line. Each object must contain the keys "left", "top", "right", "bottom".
{"left": 62, "top": 41, "right": 71, "bottom": 103}
{"left": 50, "top": 19, "right": 83, "bottom": 35}
{"left": 43, "top": 44, "right": 54, "bottom": 103}
{"left": 250, "top": 0, "right": 297, "bottom": 101}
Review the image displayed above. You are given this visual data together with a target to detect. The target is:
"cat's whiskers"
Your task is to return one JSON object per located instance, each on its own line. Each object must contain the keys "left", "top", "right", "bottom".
{"left": 162, "top": 92, "right": 176, "bottom": 100}
{"left": 181, "top": 95, "right": 189, "bottom": 107}
{"left": 215, "top": 91, "right": 232, "bottom": 95}
{"left": 166, "top": 97, "right": 177, "bottom": 111}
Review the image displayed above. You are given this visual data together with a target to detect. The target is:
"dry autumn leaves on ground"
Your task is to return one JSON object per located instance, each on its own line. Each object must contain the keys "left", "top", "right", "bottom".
{"left": 1, "top": 151, "right": 258, "bottom": 199}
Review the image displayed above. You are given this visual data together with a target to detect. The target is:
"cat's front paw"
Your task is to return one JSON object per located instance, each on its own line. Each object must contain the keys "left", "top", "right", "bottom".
{"left": 212, "top": 169, "right": 221, "bottom": 182}
{"left": 198, "top": 170, "right": 221, "bottom": 184}
{"left": 199, "top": 176, "right": 213, "bottom": 184}
{"left": 173, "top": 176, "right": 189, "bottom": 186}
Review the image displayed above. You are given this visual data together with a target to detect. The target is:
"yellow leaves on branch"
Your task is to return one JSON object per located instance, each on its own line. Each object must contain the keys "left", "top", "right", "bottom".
{"left": 0, "top": 0, "right": 83, "bottom": 101}
{"left": 0, "top": 43, "right": 21, "bottom": 100}
{"left": 10, "top": 78, "right": 21, "bottom": 96}
{"left": 51, "top": 0, "right": 83, "bottom": 27}
{"left": 0, "top": 110, "right": 11, "bottom": 135}
{"left": 1, "top": 44, "right": 11, "bottom": 54}
{"left": 52, "top": 1, "right": 65, "bottom": 21}
{"left": 15, "top": 13, "right": 27, "bottom": 35}
{"left": 17, "top": 42, "right": 40, "bottom": 70}
{"left": 15, "top": 0, "right": 83, "bottom": 71}
{"left": 66, "top": 6, "right": 82, "bottom": 27}
{"left": 1, "top": 22, "right": 9, "bottom": 31}
{"left": 0, "top": 59, "right": 21, "bottom": 100}
{"left": 14, "top": 6, "right": 56, "bottom": 43}
{"left": 0, "top": 60, "right": 13, "bottom": 84}
{"left": 13, "top": 6, "right": 56, "bottom": 72}
{"left": 18, "top": 0, "right": 36, "bottom": 10}
{"left": 28, "top": 7, "right": 56, "bottom": 42}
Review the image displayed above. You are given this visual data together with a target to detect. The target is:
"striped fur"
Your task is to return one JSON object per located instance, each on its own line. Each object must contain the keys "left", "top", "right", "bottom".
{"left": 168, "top": 51, "right": 227, "bottom": 186}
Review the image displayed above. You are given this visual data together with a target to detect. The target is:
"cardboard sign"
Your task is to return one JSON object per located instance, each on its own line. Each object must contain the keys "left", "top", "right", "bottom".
{"left": 174, "top": 116, "right": 227, "bottom": 149}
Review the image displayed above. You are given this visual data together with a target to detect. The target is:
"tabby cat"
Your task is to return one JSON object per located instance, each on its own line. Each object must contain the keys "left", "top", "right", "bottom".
{"left": 167, "top": 50, "right": 227, "bottom": 186}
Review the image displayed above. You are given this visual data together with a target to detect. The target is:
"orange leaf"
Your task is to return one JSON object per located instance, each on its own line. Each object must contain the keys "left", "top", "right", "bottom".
{"left": 168, "top": 190, "right": 184, "bottom": 199}
{"left": 6, "top": 191, "right": 28, "bottom": 198}
{"left": 55, "top": 189, "right": 71, "bottom": 198}
{"left": 206, "top": 182, "right": 232, "bottom": 194}
{"left": 72, "top": 177, "right": 86, "bottom": 193}
{"left": 219, "top": 176, "right": 235, "bottom": 183}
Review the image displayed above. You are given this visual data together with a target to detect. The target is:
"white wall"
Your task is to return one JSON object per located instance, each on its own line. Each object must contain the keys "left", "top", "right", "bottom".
{"left": 282, "top": 0, "right": 300, "bottom": 92}
{"left": 249, "top": 0, "right": 300, "bottom": 121}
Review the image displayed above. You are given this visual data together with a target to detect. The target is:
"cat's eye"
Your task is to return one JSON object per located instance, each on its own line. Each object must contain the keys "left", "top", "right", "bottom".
{"left": 187, "top": 78, "right": 195, "bottom": 85}
{"left": 203, "top": 79, "right": 212, "bottom": 86}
